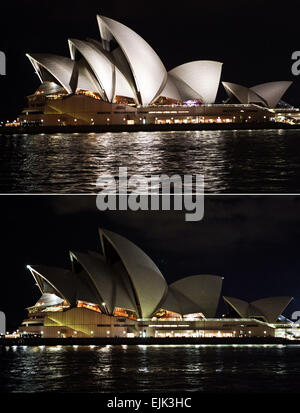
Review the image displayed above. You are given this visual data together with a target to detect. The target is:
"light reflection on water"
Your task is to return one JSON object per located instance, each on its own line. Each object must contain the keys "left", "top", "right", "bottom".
{"left": 1, "top": 129, "right": 300, "bottom": 193}
{"left": 0, "top": 345, "right": 299, "bottom": 393}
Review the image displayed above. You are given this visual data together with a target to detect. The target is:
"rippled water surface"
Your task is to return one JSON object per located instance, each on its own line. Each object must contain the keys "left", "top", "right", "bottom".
{"left": 1, "top": 129, "right": 300, "bottom": 193}
{"left": 0, "top": 345, "right": 300, "bottom": 393}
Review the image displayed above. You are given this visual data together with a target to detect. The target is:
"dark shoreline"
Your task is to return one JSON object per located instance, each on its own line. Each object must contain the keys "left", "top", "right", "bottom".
{"left": 0, "top": 337, "right": 297, "bottom": 346}
{"left": 1, "top": 122, "right": 299, "bottom": 136}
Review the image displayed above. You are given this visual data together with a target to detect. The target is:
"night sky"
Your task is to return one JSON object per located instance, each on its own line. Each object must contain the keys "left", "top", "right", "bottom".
{"left": 1, "top": 195, "right": 300, "bottom": 329}
{"left": 1, "top": 0, "right": 300, "bottom": 118}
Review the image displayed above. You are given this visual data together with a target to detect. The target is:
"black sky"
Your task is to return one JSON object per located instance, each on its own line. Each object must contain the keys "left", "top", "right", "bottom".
{"left": 1, "top": 195, "right": 300, "bottom": 329}
{"left": 1, "top": 0, "right": 300, "bottom": 118}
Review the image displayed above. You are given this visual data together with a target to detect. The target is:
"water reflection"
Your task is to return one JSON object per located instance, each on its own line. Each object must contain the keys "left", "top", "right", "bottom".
{"left": 0, "top": 345, "right": 299, "bottom": 392}
{"left": 1, "top": 130, "right": 300, "bottom": 193}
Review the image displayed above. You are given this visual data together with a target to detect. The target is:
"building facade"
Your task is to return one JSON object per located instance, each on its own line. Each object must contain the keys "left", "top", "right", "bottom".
{"left": 18, "top": 229, "right": 294, "bottom": 339}
{"left": 17, "top": 14, "right": 295, "bottom": 127}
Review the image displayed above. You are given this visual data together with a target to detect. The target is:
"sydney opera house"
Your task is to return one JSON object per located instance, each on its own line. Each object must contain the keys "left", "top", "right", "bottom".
{"left": 19, "top": 229, "right": 295, "bottom": 339}
{"left": 18, "top": 15, "right": 297, "bottom": 127}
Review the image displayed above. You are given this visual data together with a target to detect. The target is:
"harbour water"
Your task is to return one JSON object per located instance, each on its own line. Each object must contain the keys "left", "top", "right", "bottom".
{"left": 1, "top": 129, "right": 300, "bottom": 193}
{"left": 0, "top": 344, "right": 299, "bottom": 393}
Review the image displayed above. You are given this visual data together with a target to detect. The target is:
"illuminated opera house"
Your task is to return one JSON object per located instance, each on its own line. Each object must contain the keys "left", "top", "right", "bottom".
{"left": 18, "top": 15, "right": 297, "bottom": 127}
{"left": 19, "top": 229, "right": 295, "bottom": 339}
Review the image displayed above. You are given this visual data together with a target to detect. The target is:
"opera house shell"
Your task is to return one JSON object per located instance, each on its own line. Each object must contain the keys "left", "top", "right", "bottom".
{"left": 19, "top": 229, "right": 294, "bottom": 339}
{"left": 24, "top": 228, "right": 222, "bottom": 319}
{"left": 20, "top": 14, "right": 297, "bottom": 126}
{"left": 25, "top": 15, "right": 223, "bottom": 108}
{"left": 222, "top": 81, "right": 292, "bottom": 108}
{"left": 224, "top": 296, "right": 293, "bottom": 323}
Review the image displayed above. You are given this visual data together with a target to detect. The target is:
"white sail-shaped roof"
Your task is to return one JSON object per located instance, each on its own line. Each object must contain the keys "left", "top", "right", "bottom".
{"left": 162, "top": 288, "right": 197, "bottom": 316}
{"left": 169, "top": 76, "right": 203, "bottom": 101}
{"left": 68, "top": 39, "right": 115, "bottom": 102}
{"left": 162, "top": 275, "right": 223, "bottom": 317}
{"left": 223, "top": 81, "right": 293, "bottom": 108}
{"left": 111, "top": 47, "right": 139, "bottom": 100}
{"left": 169, "top": 61, "right": 223, "bottom": 103}
{"left": 27, "top": 17, "right": 231, "bottom": 107}
{"left": 70, "top": 251, "right": 112, "bottom": 313}
{"left": 158, "top": 74, "right": 182, "bottom": 101}
{"left": 100, "top": 229, "right": 168, "bottom": 318}
{"left": 111, "top": 261, "right": 140, "bottom": 314}
{"left": 26, "top": 54, "right": 74, "bottom": 94}
{"left": 222, "top": 82, "right": 253, "bottom": 104}
{"left": 69, "top": 39, "right": 137, "bottom": 102}
{"left": 69, "top": 251, "right": 138, "bottom": 315}
{"left": 251, "top": 81, "right": 293, "bottom": 108}
{"left": 27, "top": 53, "right": 105, "bottom": 96}
{"left": 114, "top": 67, "right": 137, "bottom": 101}
{"left": 28, "top": 266, "right": 77, "bottom": 306}
{"left": 223, "top": 296, "right": 249, "bottom": 318}
{"left": 28, "top": 265, "right": 102, "bottom": 308}
{"left": 97, "top": 15, "right": 167, "bottom": 105}
{"left": 28, "top": 293, "right": 65, "bottom": 309}
{"left": 75, "top": 60, "right": 104, "bottom": 94}
{"left": 97, "top": 17, "right": 114, "bottom": 51}
{"left": 250, "top": 297, "right": 293, "bottom": 323}
{"left": 25, "top": 230, "right": 294, "bottom": 325}
{"left": 222, "top": 81, "right": 269, "bottom": 107}
{"left": 34, "top": 82, "right": 66, "bottom": 95}
{"left": 224, "top": 296, "right": 293, "bottom": 322}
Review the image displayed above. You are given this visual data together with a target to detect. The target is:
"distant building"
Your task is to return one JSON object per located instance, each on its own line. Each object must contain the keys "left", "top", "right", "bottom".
{"left": 18, "top": 15, "right": 295, "bottom": 127}
{"left": 19, "top": 229, "right": 295, "bottom": 339}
